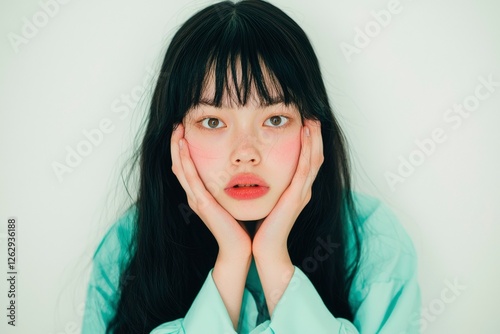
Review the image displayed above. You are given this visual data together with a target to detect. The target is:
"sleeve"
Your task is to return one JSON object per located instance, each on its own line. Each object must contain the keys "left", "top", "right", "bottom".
{"left": 246, "top": 196, "right": 421, "bottom": 334}
{"left": 81, "top": 208, "right": 135, "bottom": 333}
{"left": 248, "top": 266, "right": 359, "bottom": 334}
{"left": 150, "top": 269, "right": 237, "bottom": 334}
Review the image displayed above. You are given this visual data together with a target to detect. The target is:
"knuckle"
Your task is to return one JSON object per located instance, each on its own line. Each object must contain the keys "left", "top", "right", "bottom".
{"left": 297, "top": 166, "right": 309, "bottom": 178}
{"left": 303, "top": 191, "right": 312, "bottom": 204}
{"left": 187, "top": 198, "right": 198, "bottom": 211}
{"left": 171, "top": 164, "right": 179, "bottom": 175}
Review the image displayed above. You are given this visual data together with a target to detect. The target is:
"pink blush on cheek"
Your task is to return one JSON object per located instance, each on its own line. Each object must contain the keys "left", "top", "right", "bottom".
{"left": 186, "top": 140, "right": 227, "bottom": 185}
{"left": 186, "top": 139, "right": 223, "bottom": 160}
{"left": 269, "top": 135, "right": 301, "bottom": 166}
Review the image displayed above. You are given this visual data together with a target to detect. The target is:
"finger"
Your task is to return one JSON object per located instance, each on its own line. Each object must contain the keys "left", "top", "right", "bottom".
{"left": 171, "top": 124, "right": 195, "bottom": 200}
{"left": 177, "top": 135, "right": 216, "bottom": 210}
{"left": 307, "top": 119, "right": 324, "bottom": 177}
{"left": 170, "top": 123, "right": 184, "bottom": 179}
{"left": 257, "top": 121, "right": 322, "bottom": 239}
{"left": 171, "top": 126, "right": 250, "bottom": 249}
{"left": 258, "top": 126, "right": 312, "bottom": 238}
{"left": 293, "top": 119, "right": 322, "bottom": 199}
{"left": 177, "top": 138, "right": 248, "bottom": 242}
{"left": 283, "top": 123, "right": 313, "bottom": 201}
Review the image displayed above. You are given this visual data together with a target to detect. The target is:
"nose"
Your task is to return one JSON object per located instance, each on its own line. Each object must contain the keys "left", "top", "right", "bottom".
{"left": 230, "top": 134, "right": 261, "bottom": 166}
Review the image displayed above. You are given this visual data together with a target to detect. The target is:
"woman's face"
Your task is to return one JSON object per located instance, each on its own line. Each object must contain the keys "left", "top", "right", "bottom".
{"left": 183, "top": 82, "right": 302, "bottom": 221}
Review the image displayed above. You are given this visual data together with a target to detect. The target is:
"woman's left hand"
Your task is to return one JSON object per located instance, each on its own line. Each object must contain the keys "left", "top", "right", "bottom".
{"left": 251, "top": 119, "right": 323, "bottom": 315}
{"left": 252, "top": 119, "right": 324, "bottom": 261}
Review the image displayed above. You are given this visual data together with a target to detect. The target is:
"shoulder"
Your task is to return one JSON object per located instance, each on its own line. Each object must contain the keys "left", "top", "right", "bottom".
{"left": 348, "top": 191, "right": 418, "bottom": 283}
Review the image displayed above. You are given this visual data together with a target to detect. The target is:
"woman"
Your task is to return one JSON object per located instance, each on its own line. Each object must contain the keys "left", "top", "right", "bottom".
{"left": 82, "top": 1, "right": 421, "bottom": 333}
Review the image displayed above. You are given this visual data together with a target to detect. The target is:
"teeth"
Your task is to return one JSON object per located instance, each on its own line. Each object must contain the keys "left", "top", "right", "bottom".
{"left": 235, "top": 184, "right": 257, "bottom": 187}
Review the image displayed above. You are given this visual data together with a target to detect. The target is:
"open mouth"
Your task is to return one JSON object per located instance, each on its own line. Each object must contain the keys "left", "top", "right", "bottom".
{"left": 225, "top": 184, "right": 269, "bottom": 200}
{"left": 225, "top": 173, "right": 269, "bottom": 200}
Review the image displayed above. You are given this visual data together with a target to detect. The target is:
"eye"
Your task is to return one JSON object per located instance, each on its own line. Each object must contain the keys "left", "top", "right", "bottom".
{"left": 264, "top": 115, "right": 289, "bottom": 127}
{"left": 200, "top": 117, "right": 225, "bottom": 129}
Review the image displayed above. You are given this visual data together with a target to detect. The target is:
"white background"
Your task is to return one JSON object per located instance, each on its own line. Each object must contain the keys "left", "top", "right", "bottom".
{"left": 1, "top": 0, "right": 499, "bottom": 333}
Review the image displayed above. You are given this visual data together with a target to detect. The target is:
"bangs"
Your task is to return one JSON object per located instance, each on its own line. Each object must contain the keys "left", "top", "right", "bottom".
{"left": 173, "top": 1, "right": 312, "bottom": 114}
{"left": 197, "top": 54, "right": 289, "bottom": 108}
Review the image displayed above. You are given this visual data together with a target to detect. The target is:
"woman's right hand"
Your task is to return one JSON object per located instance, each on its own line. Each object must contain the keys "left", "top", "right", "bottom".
{"left": 170, "top": 123, "right": 252, "bottom": 261}
{"left": 171, "top": 123, "right": 251, "bottom": 329}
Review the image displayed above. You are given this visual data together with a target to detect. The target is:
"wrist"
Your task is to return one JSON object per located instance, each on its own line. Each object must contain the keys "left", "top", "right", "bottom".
{"left": 253, "top": 251, "right": 293, "bottom": 269}
{"left": 253, "top": 255, "right": 295, "bottom": 316}
{"left": 252, "top": 241, "right": 288, "bottom": 262}
{"left": 216, "top": 248, "right": 252, "bottom": 266}
{"left": 212, "top": 250, "right": 251, "bottom": 331}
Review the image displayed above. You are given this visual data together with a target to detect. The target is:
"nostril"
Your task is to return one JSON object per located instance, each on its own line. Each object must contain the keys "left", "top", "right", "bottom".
{"left": 233, "top": 154, "right": 259, "bottom": 165}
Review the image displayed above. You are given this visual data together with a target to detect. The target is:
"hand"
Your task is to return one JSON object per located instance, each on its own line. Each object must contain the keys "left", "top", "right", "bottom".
{"left": 171, "top": 123, "right": 252, "bottom": 330}
{"left": 170, "top": 123, "right": 252, "bottom": 260}
{"left": 252, "top": 119, "right": 324, "bottom": 260}
{"left": 251, "top": 119, "right": 323, "bottom": 315}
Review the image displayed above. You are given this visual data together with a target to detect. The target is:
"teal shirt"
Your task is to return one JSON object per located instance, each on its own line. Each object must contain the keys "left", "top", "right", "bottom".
{"left": 82, "top": 193, "right": 421, "bottom": 333}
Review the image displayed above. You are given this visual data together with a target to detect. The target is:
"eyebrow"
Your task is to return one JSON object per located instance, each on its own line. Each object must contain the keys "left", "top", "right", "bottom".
{"left": 198, "top": 97, "right": 285, "bottom": 108}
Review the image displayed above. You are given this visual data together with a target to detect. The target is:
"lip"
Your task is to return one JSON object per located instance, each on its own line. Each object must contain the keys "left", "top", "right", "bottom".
{"left": 224, "top": 173, "right": 270, "bottom": 200}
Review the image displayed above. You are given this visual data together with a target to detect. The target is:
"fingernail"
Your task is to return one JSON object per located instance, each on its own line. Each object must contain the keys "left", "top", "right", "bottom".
{"left": 305, "top": 126, "right": 310, "bottom": 137}
{"left": 179, "top": 139, "right": 184, "bottom": 149}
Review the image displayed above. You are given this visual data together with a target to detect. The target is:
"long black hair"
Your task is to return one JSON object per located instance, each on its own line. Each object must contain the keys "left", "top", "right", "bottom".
{"left": 108, "top": 1, "right": 361, "bottom": 332}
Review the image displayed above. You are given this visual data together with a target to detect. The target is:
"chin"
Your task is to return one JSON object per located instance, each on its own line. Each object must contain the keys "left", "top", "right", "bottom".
{"left": 226, "top": 206, "right": 270, "bottom": 222}
{"left": 220, "top": 196, "right": 277, "bottom": 222}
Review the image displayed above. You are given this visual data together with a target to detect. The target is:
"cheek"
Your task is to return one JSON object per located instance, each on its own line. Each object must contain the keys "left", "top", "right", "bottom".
{"left": 269, "top": 133, "right": 301, "bottom": 173}
{"left": 185, "top": 136, "right": 228, "bottom": 188}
